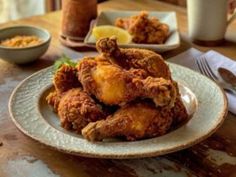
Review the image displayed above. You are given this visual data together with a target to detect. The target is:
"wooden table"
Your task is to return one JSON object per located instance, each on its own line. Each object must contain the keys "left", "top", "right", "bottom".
{"left": 1, "top": 0, "right": 236, "bottom": 177}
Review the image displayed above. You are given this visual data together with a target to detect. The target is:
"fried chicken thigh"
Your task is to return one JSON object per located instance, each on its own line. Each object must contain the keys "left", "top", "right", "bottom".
{"left": 96, "top": 37, "right": 171, "bottom": 79}
{"left": 77, "top": 56, "right": 177, "bottom": 107}
{"left": 115, "top": 11, "right": 169, "bottom": 44}
{"left": 58, "top": 88, "right": 105, "bottom": 132}
{"left": 82, "top": 101, "right": 173, "bottom": 141}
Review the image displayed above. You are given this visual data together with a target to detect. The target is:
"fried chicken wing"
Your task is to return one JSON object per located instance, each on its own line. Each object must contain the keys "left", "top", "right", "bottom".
{"left": 77, "top": 56, "right": 176, "bottom": 107}
{"left": 115, "top": 11, "right": 169, "bottom": 44}
{"left": 96, "top": 37, "right": 171, "bottom": 79}
{"left": 82, "top": 101, "right": 173, "bottom": 141}
{"left": 58, "top": 88, "right": 106, "bottom": 132}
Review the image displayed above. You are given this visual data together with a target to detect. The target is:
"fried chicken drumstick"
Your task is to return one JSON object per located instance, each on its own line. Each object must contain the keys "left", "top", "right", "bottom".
{"left": 96, "top": 37, "right": 171, "bottom": 79}
{"left": 77, "top": 56, "right": 177, "bottom": 107}
{"left": 82, "top": 98, "right": 188, "bottom": 141}
{"left": 82, "top": 101, "right": 173, "bottom": 141}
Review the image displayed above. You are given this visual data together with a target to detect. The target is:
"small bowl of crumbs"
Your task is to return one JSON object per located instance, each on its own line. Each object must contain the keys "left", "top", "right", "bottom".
{"left": 0, "top": 25, "right": 51, "bottom": 64}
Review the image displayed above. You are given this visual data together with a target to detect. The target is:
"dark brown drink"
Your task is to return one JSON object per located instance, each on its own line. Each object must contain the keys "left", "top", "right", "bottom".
{"left": 61, "top": 0, "right": 97, "bottom": 39}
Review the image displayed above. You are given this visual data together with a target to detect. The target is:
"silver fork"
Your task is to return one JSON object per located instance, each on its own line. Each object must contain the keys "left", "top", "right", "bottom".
{"left": 196, "top": 56, "right": 236, "bottom": 95}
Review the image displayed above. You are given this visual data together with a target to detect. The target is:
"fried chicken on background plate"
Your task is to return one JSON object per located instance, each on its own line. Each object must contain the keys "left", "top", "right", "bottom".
{"left": 46, "top": 37, "right": 188, "bottom": 141}
{"left": 115, "top": 11, "right": 169, "bottom": 44}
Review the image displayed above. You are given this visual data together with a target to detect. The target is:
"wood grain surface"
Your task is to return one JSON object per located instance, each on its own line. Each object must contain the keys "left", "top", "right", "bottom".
{"left": 1, "top": 0, "right": 236, "bottom": 177}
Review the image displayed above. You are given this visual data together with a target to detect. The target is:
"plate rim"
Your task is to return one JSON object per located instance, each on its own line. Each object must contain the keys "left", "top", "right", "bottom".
{"left": 8, "top": 63, "right": 228, "bottom": 159}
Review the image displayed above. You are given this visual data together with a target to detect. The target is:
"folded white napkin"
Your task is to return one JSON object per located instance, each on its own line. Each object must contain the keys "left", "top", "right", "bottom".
{"left": 168, "top": 48, "right": 236, "bottom": 115}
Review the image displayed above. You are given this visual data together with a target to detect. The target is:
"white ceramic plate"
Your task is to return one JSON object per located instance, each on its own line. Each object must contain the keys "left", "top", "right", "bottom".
{"left": 9, "top": 63, "right": 227, "bottom": 159}
{"left": 84, "top": 11, "right": 180, "bottom": 52}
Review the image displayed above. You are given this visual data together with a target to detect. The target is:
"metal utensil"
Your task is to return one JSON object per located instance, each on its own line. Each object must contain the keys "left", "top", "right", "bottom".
{"left": 218, "top": 67, "right": 236, "bottom": 86}
{"left": 196, "top": 56, "right": 236, "bottom": 95}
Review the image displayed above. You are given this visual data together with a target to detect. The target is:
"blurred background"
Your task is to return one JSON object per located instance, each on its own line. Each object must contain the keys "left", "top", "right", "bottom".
{"left": 0, "top": 0, "right": 186, "bottom": 24}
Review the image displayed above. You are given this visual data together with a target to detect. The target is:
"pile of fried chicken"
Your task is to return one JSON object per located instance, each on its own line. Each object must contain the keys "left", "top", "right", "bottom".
{"left": 115, "top": 11, "right": 169, "bottom": 44}
{"left": 46, "top": 37, "right": 188, "bottom": 141}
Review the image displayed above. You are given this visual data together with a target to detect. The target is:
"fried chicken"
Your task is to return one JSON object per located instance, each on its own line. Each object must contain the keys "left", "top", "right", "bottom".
{"left": 96, "top": 37, "right": 171, "bottom": 79}
{"left": 77, "top": 56, "right": 177, "bottom": 107}
{"left": 81, "top": 93, "right": 188, "bottom": 141}
{"left": 172, "top": 97, "right": 188, "bottom": 125}
{"left": 82, "top": 97, "right": 188, "bottom": 141}
{"left": 81, "top": 84, "right": 188, "bottom": 141}
{"left": 53, "top": 64, "right": 81, "bottom": 94}
{"left": 46, "top": 37, "right": 189, "bottom": 141}
{"left": 96, "top": 37, "right": 188, "bottom": 121}
{"left": 46, "top": 64, "right": 81, "bottom": 112}
{"left": 79, "top": 38, "right": 188, "bottom": 141}
{"left": 82, "top": 101, "right": 173, "bottom": 141}
{"left": 58, "top": 88, "right": 106, "bottom": 132}
{"left": 46, "top": 90, "right": 61, "bottom": 112}
{"left": 115, "top": 11, "right": 169, "bottom": 44}
{"left": 46, "top": 64, "right": 106, "bottom": 132}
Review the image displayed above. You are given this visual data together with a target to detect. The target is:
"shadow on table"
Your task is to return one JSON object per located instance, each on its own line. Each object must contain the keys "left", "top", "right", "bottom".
{"left": 162, "top": 33, "right": 192, "bottom": 59}
{"left": 18, "top": 54, "right": 59, "bottom": 72}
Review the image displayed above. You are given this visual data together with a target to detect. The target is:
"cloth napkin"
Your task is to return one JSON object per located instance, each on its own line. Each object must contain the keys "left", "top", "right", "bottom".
{"left": 168, "top": 48, "right": 236, "bottom": 115}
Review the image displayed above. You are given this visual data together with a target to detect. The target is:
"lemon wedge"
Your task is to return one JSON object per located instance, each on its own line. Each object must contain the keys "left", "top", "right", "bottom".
{"left": 92, "top": 25, "right": 132, "bottom": 44}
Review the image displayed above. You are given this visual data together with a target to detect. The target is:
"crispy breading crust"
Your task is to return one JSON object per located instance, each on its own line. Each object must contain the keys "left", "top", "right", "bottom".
{"left": 46, "top": 90, "right": 61, "bottom": 112}
{"left": 46, "top": 64, "right": 81, "bottom": 112}
{"left": 54, "top": 64, "right": 81, "bottom": 94}
{"left": 58, "top": 88, "right": 106, "bottom": 132}
{"left": 77, "top": 56, "right": 176, "bottom": 107}
{"left": 96, "top": 37, "right": 171, "bottom": 79}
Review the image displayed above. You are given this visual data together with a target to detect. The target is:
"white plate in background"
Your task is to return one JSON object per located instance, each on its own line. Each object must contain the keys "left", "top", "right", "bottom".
{"left": 84, "top": 10, "right": 180, "bottom": 52}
